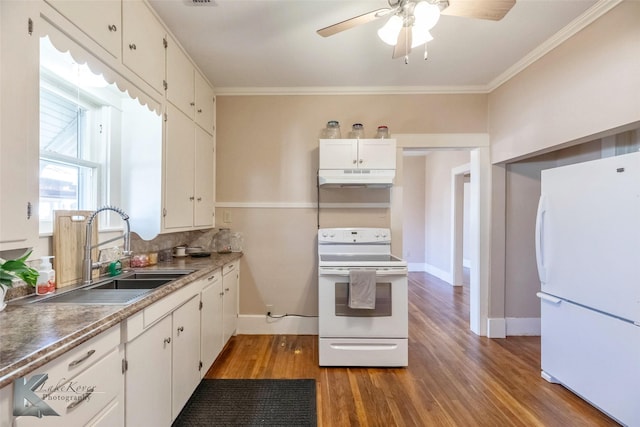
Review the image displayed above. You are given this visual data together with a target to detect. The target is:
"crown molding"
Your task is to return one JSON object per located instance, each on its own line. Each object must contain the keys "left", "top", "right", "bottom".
{"left": 487, "top": 0, "right": 624, "bottom": 91}
{"left": 214, "top": 85, "right": 489, "bottom": 96}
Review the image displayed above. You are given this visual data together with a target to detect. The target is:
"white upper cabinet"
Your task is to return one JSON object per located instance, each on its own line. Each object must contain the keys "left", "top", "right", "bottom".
{"left": 122, "top": 0, "right": 166, "bottom": 94}
{"left": 194, "top": 70, "right": 215, "bottom": 135}
{"left": 319, "top": 139, "right": 396, "bottom": 170}
{"left": 166, "top": 35, "right": 195, "bottom": 119}
{"left": 194, "top": 126, "right": 215, "bottom": 227}
{"left": 164, "top": 104, "right": 196, "bottom": 230}
{"left": 0, "top": 1, "right": 40, "bottom": 250}
{"left": 45, "top": 0, "right": 122, "bottom": 59}
{"left": 164, "top": 103, "right": 215, "bottom": 231}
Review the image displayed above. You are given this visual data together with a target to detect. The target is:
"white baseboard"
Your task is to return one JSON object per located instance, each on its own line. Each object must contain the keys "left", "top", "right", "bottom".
{"left": 506, "top": 317, "right": 541, "bottom": 336}
{"left": 487, "top": 317, "right": 541, "bottom": 337}
{"left": 487, "top": 318, "right": 506, "bottom": 338}
{"left": 238, "top": 314, "right": 318, "bottom": 335}
{"left": 424, "top": 263, "right": 452, "bottom": 285}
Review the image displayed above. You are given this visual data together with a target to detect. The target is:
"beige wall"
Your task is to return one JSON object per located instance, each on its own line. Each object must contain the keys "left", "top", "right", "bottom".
{"left": 424, "top": 151, "right": 470, "bottom": 276}
{"left": 489, "top": 1, "right": 640, "bottom": 164}
{"left": 216, "top": 94, "right": 487, "bottom": 316}
{"left": 401, "top": 155, "right": 426, "bottom": 265}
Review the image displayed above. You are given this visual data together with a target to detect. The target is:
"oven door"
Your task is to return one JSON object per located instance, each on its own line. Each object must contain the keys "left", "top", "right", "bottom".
{"left": 318, "top": 268, "right": 408, "bottom": 338}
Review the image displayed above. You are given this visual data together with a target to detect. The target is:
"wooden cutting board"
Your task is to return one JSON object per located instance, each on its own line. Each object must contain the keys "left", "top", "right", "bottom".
{"left": 53, "top": 210, "right": 99, "bottom": 288}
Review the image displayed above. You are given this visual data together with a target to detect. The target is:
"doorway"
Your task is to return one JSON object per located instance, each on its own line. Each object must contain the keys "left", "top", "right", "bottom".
{"left": 393, "top": 134, "right": 490, "bottom": 336}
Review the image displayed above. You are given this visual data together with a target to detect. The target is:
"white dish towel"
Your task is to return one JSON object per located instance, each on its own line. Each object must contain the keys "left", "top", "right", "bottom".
{"left": 348, "top": 270, "right": 377, "bottom": 309}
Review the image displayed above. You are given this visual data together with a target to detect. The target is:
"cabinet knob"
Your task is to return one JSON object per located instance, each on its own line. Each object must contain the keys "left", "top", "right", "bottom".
{"left": 220, "top": 292, "right": 225, "bottom": 296}
{"left": 164, "top": 337, "right": 171, "bottom": 344}
{"left": 359, "top": 159, "right": 363, "bottom": 164}
{"left": 353, "top": 159, "right": 357, "bottom": 164}
{"left": 129, "top": 43, "right": 137, "bottom": 50}
{"left": 197, "top": 109, "right": 203, "bottom": 113}
{"left": 189, "top": 196, "right": 195, "bottom": 201}
{"left": 197, "top": 197, "right": 202, "bottom": 202}
{"left": 177, "top": 326, "right": 184, "bottom": 334}
{"left": 190, "top": 102, "right": 195, "bottom": 106}
{"left": 225, "top": 287, "right": 230, "bottom": 292}
{"left": 108, "top": 24, "right": 117, "bottom": 32}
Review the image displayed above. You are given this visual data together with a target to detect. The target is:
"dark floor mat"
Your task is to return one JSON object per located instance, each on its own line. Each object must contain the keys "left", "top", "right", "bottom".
{"left": 172, "top": 379, "right": 317, "bottom": 427}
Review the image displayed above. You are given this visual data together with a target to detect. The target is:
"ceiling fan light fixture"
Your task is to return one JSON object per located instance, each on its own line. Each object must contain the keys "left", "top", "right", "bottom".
{"left": 413, "top": 1, "right": 440, "bottom": 30}
{"left": 377, "top": 15, "right": 403, "bottom": 45}
{"left": 411, "top": 28, "right": 433, "bottom": 48}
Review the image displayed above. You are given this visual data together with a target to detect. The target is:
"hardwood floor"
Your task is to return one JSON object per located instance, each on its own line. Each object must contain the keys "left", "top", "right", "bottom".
{"left": 205, "top": 271, "right": 618, "bottom": 426}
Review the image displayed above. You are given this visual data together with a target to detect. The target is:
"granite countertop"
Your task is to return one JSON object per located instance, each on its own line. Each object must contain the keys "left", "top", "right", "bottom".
{"left": 0, "top": 252, "right": 242, "bottom": 389}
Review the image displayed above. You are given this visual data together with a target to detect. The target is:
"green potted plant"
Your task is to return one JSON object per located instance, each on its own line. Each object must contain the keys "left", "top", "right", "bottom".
{"left": 0, "top": 250, "right": 39, "bottom": 311}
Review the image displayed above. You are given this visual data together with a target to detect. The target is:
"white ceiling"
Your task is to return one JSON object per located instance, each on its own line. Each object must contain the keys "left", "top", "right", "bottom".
{"left": 147, "top": 0, "right": 604, "bottom": 94}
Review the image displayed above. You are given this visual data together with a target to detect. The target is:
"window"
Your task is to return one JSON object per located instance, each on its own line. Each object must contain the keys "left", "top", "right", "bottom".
{"left": 39, "top": 38, "right": 118, "bottom": 234}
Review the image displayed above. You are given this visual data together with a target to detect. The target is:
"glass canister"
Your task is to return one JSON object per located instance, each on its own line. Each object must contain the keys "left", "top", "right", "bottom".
{"left": 215, "top": 228, "right": 232, "bottom": 253}
{"left": 375, "top": 125, "right": 390, "bottom": 139}
{"left": 323, "top": 120, "right": 341, "bottom": 139}
{"left": 349, "top": 123, "right": 365, "bottom": 139}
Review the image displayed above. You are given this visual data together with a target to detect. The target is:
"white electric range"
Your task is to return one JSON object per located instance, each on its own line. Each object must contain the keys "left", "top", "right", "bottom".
{"left": 318, "top": 227, "right": 408, "bottom": 367}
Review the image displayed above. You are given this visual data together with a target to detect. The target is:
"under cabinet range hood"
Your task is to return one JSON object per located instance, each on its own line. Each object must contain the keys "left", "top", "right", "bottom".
{"left": 318, "top": 169, "right": 395, "bottom": 187}
{"left": 318, "top": 138, "right": 397, "bottom": 187}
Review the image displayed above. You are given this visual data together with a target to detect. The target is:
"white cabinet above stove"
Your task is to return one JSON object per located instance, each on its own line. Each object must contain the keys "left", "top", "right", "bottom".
{"left": 319, "top": 139, "right": 396, "bottom": 187}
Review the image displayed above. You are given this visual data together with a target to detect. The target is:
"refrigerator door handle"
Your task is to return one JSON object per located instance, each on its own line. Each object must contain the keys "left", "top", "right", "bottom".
{"left": 535, "top": 194, "right": 548, "bottom": 284}
{"left": 536, "top": 292, "right": 562, "bottom": 304}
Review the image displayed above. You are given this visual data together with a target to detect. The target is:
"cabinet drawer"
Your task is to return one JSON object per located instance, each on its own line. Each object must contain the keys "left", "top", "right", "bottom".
{"left": 28, "top": 325, "right": 120, "bottom": 383}
{"left": 14, "top": 345, "right": 124, "bottom": 426}
{"left": 222, "top": 260, "right": 238, "bottom": 276}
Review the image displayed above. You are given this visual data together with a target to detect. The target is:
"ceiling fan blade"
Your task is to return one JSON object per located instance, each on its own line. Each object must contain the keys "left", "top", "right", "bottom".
{"left": 317, "top": 8, "right": 392, "bottom": 37}
{"left": 441, "top": 0, "right": 516, "bottom": 21}
{"left": 392, "top": 26, "right": 412, "bottom": 59}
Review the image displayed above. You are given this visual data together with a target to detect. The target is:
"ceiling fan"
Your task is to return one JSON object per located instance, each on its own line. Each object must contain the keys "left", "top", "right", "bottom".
{"left": 317, "top": 0, "right": 516, "bottom": 62}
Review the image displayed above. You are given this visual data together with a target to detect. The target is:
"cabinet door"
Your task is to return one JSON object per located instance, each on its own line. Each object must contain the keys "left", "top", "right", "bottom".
{"left": 125, "top": 315, "right": 172, "bottom": 427}
{"left": 194, "top": 71, "right": 214, "bottom": 134}
{"left": 194, "top": 126, "right": 214, "bottom": 227}
{"left": 319, "top": 139, "right": 359, "bottom": 169}
{"left": 200, "top": 271, "right": 223, "bottom": 375}
{"left": 358, "top": 139, "right": 396, "bottom": 169}
{"left": 172, "top": 296, "right": 202, "bottom": 420}
{"left": 166, "top": 35, "right": 194, "bottom": 118}
{"left": 122, "top": 0, "right": 165, "bottom": 94}
{"left": 164, "top": 104, "right": 195, "bottom": 230}
{"left": 45, "top": 0, "right": 121, "bottom": 59}
{"left": 0, "top": 0, "right": 39, "bottom": 250}
{"left": 222, "top": 262, "right": 239, "bottom": 345}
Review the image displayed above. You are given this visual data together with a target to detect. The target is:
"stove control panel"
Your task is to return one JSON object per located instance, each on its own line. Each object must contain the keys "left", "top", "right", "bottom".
{"left": 318, "top": 228, "right": 390, "bottom": 244}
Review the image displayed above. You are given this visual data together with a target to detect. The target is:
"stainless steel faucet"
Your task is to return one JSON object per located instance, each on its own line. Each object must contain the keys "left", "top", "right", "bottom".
{"left": 82, "top": 206, "right": 132, "bottom": 285}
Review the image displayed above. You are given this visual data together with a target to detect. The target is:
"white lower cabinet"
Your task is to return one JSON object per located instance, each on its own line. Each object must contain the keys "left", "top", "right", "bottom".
{"left": 200, "top": 269, "right": 223, "bottom": 376}
{"left": 125, "top": 315, "right": 172, "bottom": 427}
{"left": 125, "top": 294, "right": 201, "bottom": 425}
{"left": 171, "top": 296, "right": 202, "bottom": 421}
{"left": 12, "top": 325, "right": 124, "bottom": 427}
{"left": 222, "top": 261, "right": 239, "bottom": 344}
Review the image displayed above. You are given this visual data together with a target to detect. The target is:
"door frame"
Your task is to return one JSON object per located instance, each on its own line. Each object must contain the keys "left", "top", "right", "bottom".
{"left": 393, "top": 134, "right": 490, "bottom": 336}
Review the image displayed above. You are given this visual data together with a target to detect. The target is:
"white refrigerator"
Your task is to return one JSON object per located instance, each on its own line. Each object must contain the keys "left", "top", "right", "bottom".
{"left": 536, "top": 151, "right": 640, "bottom": 426}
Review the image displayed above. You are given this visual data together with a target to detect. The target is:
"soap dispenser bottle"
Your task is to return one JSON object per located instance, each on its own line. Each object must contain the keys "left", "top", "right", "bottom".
{"left": 36, "top": 256, "right": 56, "bottom": 295}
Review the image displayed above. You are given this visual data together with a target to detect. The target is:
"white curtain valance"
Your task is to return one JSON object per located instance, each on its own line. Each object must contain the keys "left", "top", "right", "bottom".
{"left": 39, "top": 20, "right": 162, "bottom": 116}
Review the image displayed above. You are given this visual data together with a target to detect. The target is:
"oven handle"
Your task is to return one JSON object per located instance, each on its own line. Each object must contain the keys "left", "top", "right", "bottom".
{"left": 319, "top": 268, "right": 408, "bottom": 277}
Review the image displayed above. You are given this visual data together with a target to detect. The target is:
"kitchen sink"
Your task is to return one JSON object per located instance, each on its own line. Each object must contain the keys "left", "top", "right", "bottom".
{"left": 32, "top": 269, "right": 194, "bottom": 304}
{"left": 88, "top": 278, "right": 175, "bottom": 290}
{"left": 35, "top": 289, "right": 152, "bottom": 305}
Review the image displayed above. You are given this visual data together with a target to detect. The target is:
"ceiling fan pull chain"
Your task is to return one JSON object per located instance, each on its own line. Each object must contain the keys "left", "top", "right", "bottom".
{"left": 424, "top": 43, "right": 429, "bottom": 61}
{"left": 404, "top": 55, "right": 409, "bottom": 65}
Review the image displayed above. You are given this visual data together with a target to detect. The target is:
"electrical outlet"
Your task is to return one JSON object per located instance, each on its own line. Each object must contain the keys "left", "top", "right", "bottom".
{"left": 266, "top": 304, "right": 273, "bottom": 314}
{"left": 223, "top": 210, "right": 231, "bottom": 223}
